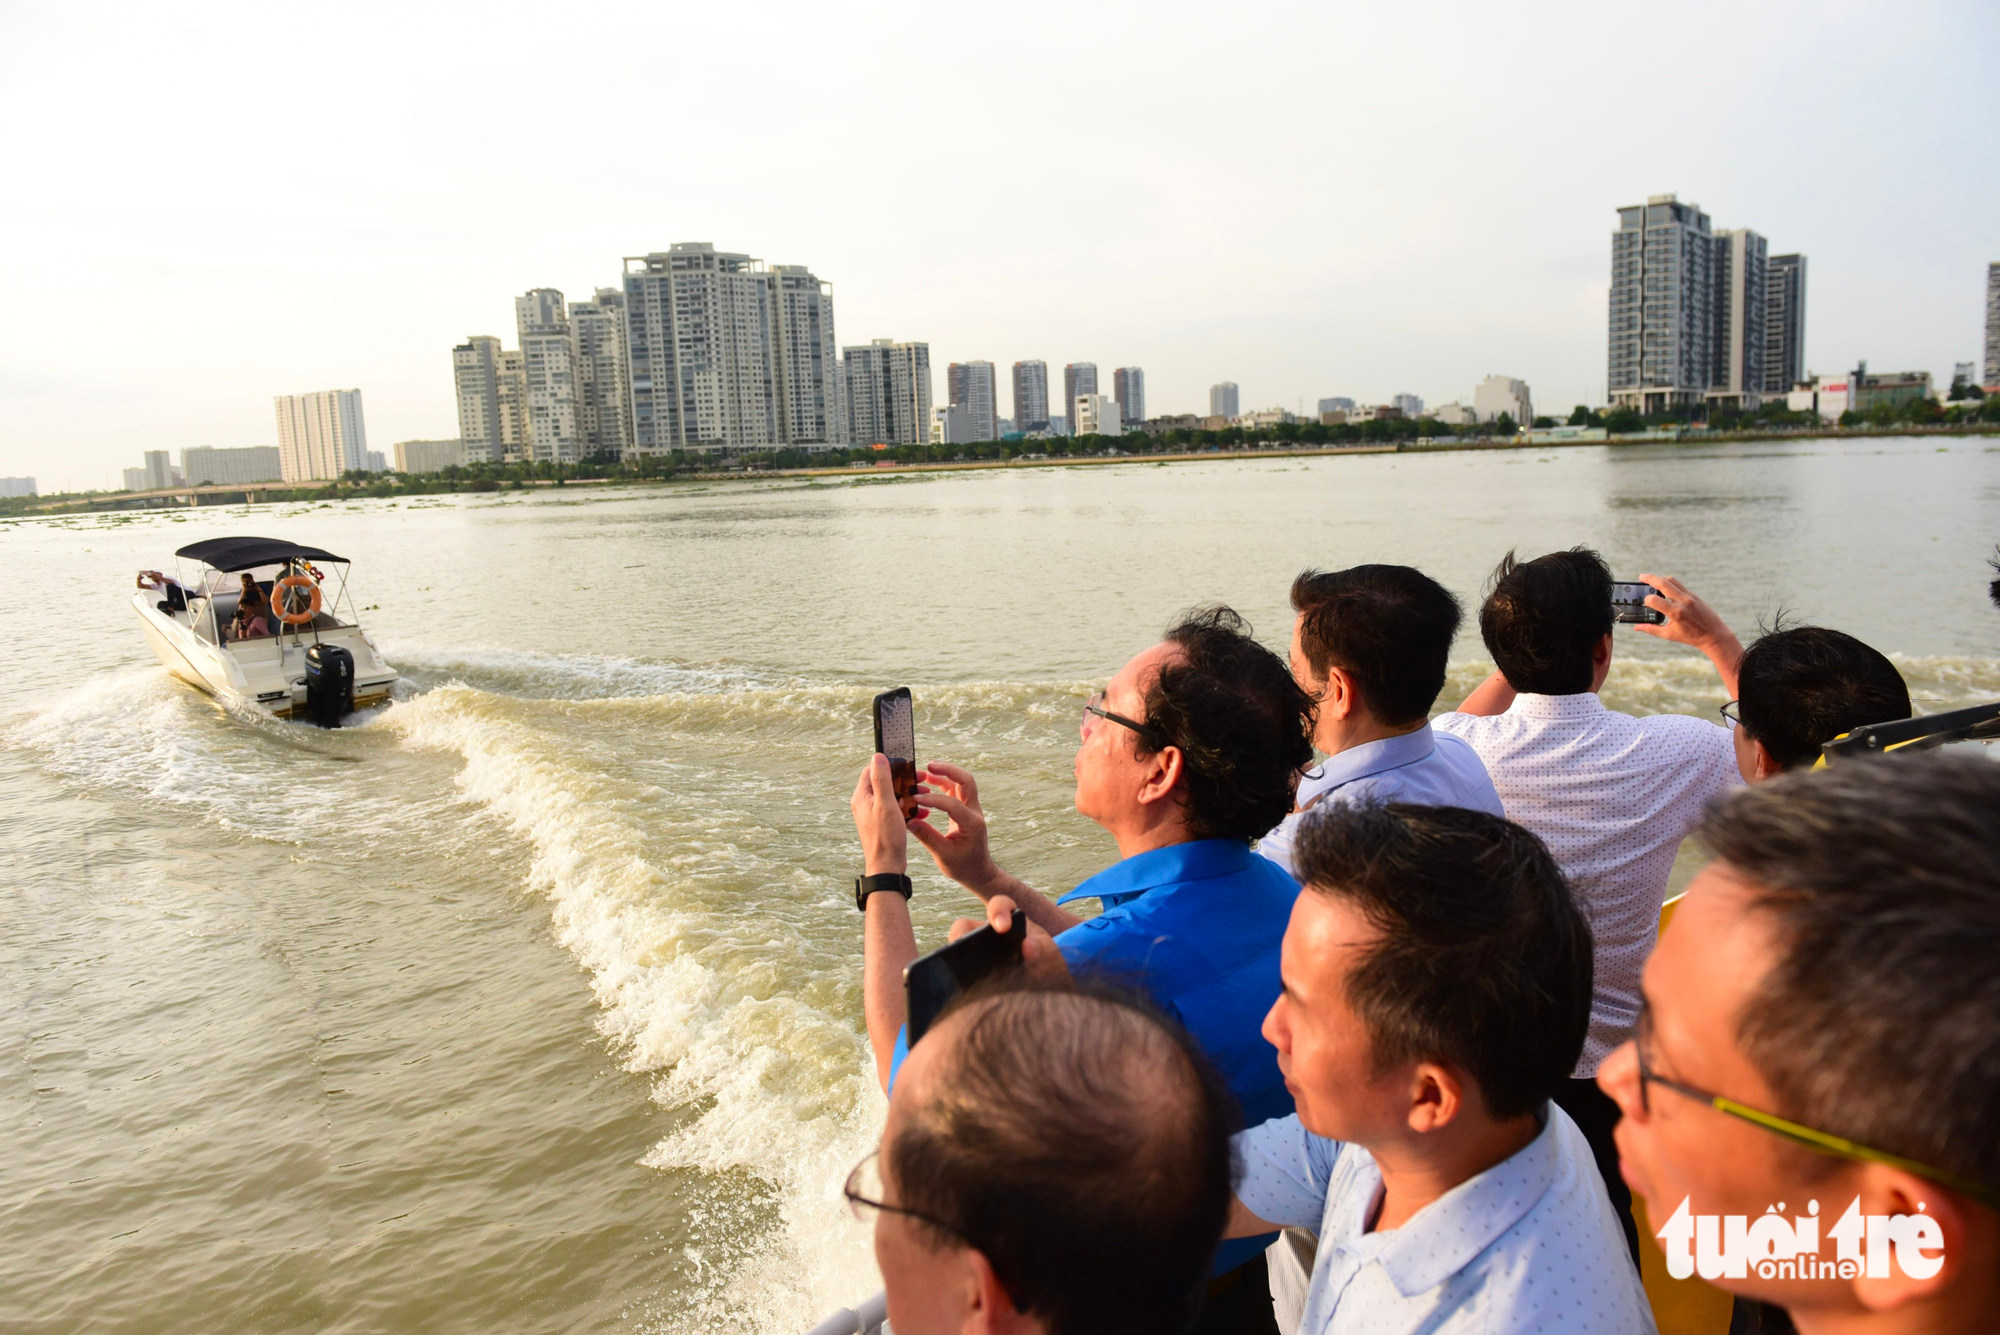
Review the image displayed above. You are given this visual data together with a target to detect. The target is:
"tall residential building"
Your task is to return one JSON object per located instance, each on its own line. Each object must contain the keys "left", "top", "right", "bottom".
{"left": 622, "top": 244, "right": 842, "bottom": 453}
{"left": 1985, "top": 263, "right": 2000, "bottom": 387}
{"left": 124, "top": 450, "right": 180, "bottom": 491}
{"left": 182, "top": 446, "right": 282, "bottom": 485}
{"left": 274, "top": 389, "right": 367, "bottom": 481}
{"left": 1610, "top": 195, "right": 1805, "bottom": 412}
{"left": 1764, "top": 254, "right": 1808, "bottom": 394}
{"left": 453, "top": 336, "right": 527, "bottom": 463}
{"left": 844, "top": 339, "right": 931, "bottom": 447}
{"left": 1712, "top": 228, "right": 1768, "bottom": 407}
{"left": 571, "top": 288, "right": 634, "bottom": 459}
{"left": 1391, "top": 393, "right": 1424, "bottom": 417}
{"left": 1063, "top": 363, "right": 1098, "bottom": 417}
{"left": 515, "top": 289, "right": 581, "bottom": 463}
{"left": 1473, "top": 376, "right": 1534, "bottom": 426}
{"left": 393, "top": 439, "right": 467, "bottom": 473}
{"left": 767, "top": 265, "right": 847, "bottom": 450}
{"left": 1075, "top": 393, "right": 1123, "bottom": 437}
{"left": 1210, "top": 382, "right": 1240, "bottom": 417}
{"left": 0, "top": 477, "right": 35, "bottom": 498}
{"left": 1113, "top": 367, "right": 1145, "bottom": 425}
{"left": 947, "top": 360, "right": 999, "bottom": 441}
{"left": 1012, "top": 360, "right": 1050, "bottom": 433}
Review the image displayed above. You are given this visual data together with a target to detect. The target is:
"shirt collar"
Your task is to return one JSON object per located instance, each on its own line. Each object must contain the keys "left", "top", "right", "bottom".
{"left": 1297, "top": 726, "right": 1438, "bottom": 804}
{"left": 1367, "top": 1107, "right": 1561, "bottom": 1296}
{"left": 1055, "top": 838, "right": 1255, "bottom": 906}
{"left": 1505, "top": 692, "right": 1608, "bottom": 720}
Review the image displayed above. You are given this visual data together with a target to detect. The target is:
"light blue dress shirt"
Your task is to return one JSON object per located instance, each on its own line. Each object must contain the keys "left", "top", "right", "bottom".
{"left": 1235, "top": 1106, "right": 1656, "bottom": 1334}
{"left": 1257, "top": 724, "right": 1505, "bottom": 877}
{"left": 888, "top": 838, "right": 1299, "bottom": 1276}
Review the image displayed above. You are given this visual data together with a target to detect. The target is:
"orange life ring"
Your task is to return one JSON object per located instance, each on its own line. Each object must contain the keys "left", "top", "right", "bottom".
{"left": 271, "top": 574, "right": 322, "bottom": 625}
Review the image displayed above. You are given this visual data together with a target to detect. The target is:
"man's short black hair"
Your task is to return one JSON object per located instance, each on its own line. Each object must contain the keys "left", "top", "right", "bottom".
{"left": 1291, "top": 802, "right": 1592, "bottom": 1119}
{"left": 1736, "top": 627, "right": 1911, "bottom": 771}
{"left": 1478, "top": 547, "right": 1615, "bottom": 696}
{"left": 1291, "top": 565, "right": 1463, "bottom": 725}
{"left": 1141, "top": 607, "right": 1315, "bottom": 842}
{"left": 889, "top": 985, "right": 1239, "bottom": 1335}
{"left": 1702, "top": 753, "right": 2000, "bottom": 1202}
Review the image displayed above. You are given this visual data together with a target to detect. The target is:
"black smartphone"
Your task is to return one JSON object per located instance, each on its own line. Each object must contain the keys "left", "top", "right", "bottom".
{"left": 872, "top": 687, "right": 918, "bottom": 820}
{"left": 903, "top": 914, "right": 1028, "bottom": 1046}
{"left": 1610, "top": 581, "right": 1667, "bottom": 625}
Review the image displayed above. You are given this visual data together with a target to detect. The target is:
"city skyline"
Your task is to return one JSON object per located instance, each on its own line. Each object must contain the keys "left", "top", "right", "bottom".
{"left": 4, "top": 0, "right": 1997, "bottom": 491}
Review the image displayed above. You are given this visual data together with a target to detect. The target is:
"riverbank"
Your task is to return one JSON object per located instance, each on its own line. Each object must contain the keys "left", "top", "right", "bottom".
{"left": 15, "top": 421, "right": 1999, "bottom": 517}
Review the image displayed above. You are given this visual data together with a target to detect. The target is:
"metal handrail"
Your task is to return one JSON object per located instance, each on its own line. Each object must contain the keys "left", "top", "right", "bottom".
{"left": 803, "top": 1289, "right": 887, "bottom": 1335}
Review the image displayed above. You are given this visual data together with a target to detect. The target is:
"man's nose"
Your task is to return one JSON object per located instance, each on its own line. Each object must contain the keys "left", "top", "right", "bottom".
{"left": 1596, "top": 1041, "right": 1644, "bottom": 1119}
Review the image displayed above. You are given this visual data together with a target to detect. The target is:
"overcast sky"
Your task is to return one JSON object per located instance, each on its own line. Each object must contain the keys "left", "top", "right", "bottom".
{"left": 3, "top": 0, "right": 1996, "bottom": 492}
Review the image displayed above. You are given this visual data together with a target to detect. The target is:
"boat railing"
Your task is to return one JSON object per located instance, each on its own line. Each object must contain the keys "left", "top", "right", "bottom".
{"left": 802, "top": 1290, "right": 887, "bottom": 1335}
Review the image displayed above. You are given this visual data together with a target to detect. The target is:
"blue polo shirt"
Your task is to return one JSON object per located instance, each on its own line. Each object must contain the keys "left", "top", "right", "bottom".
{"left": 888, "top": 838, "right": 1299, "bottom": 1275}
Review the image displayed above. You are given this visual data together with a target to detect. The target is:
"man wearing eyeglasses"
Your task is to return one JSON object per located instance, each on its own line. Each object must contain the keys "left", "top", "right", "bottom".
{"left": 844, "top": 983, "right": 1240, "bottom": 1335}
{"left": 1599, "top": 753, "right": 2000, "bottom": 1332}
{"left": 851, "top": 607, "right": 1314, "bottom": 1331}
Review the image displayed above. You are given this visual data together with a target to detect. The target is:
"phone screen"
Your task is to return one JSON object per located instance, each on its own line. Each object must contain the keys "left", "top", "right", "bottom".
{"left": 1610, "top": 581, "right": 1667, "bottom": 625}
{"left": 873, "top": 687, "right": 917, "bottom": 819}
{"left": 904, "top": 915, "right": 1027, "bottom": 1046}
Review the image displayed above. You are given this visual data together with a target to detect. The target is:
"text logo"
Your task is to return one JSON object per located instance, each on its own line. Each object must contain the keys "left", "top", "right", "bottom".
{"left": 1656, "top": 1197, "right": 1943, "bottom": 1281}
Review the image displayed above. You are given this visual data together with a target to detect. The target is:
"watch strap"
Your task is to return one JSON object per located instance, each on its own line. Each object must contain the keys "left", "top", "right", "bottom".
{"left": 855, "top": 872, "right": 913, "bottom": 912}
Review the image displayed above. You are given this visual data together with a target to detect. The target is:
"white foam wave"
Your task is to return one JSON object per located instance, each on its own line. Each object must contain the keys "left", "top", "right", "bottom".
{"left": 383, "top": 684, "right": 883, "bottom": 1332}
{"left": 384, "top": 644, "right": 773, "bottom": 701}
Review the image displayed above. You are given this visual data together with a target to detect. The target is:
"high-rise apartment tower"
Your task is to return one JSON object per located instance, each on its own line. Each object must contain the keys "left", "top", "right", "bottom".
{"left": 274, "top": 389, "right": 368, "bottom": 481}
{"left": 1764, "top": 255, "right": 1808, "bottom": 395}
{"left": 1063, "top": 363, "right": 1098, "bottom": 418}
{"left": 571, "top": 288, "right": 633, "bottom": 459}
{"left": 845, "top": 339, "right": 931, "bottom": 447}
{"left": 1985, "top": 263, "right": 2000, "bottom": 387}
{"left": 1714, "top": 229, "right": 1768, "bottom": 407}
{"left": 1210, "top": 382, "right": 1240, "bottom": 418}
{"left": 947, "top": 361, "right": 999, "bottom": 441}
{"left": 1113, "top": 367, "right": 1145, "bottom": 425}
{"left": 1012, "top": 361, "right": 1050, "bottom": 433}
{"left": 516, "top": 289, "right": 581, "bottom": 463}
{"left": 453, "top": 336, "right": 528, "bottom": 463}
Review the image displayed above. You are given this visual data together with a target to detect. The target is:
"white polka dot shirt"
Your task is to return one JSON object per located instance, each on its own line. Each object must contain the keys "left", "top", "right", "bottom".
{"left": 1434, "top": 693, "right": 1739, "bottom": 1075}
{"left": 1234, "top": 1106, "right": 1657, "bottom": 1335}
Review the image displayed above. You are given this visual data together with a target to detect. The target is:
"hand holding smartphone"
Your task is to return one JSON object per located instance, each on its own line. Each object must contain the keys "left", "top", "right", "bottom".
{"left": 872, "top": 687, "right": 919, "bottom": 821}
{"left": 1610, "top": 580, "right": 1667, "bottom": 625}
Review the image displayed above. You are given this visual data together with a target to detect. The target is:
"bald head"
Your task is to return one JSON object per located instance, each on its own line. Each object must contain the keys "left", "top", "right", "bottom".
{"left": 886, "top": 986, "right": 1237, "bottom": 1335}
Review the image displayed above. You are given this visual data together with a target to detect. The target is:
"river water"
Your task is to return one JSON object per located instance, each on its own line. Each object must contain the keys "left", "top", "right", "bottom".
{"left": 4, "top": 437, "right": 1998, "bottom": 1334}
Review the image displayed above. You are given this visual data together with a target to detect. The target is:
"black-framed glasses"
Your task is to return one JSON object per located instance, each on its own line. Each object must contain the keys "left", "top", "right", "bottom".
{"left": 842, "top": 1149, "right": 970, "bottom": 1238}
{"left": 1082, "top": 690, "right": 1167, "bottom": 747}
{"left": 1718, "top": 699, "right": 1742, "bottom": 728}
{"left": 1633, "top": 1005, "right": 2000, "bottom": 1212}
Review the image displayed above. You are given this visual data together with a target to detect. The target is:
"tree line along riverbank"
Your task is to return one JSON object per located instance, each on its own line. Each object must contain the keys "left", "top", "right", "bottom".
{"left": 12, "top": 417, "right": 2000, "bottom": 518}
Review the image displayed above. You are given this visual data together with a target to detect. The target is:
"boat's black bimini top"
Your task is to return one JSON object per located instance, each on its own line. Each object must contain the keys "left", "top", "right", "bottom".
{"left": 175, "top": 537, "right": 349, "bottom": 572}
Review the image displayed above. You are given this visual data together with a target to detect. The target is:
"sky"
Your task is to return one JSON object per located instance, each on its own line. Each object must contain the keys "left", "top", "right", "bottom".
{"left": 2, "top": 0, "right": 1996, "bottom": 493}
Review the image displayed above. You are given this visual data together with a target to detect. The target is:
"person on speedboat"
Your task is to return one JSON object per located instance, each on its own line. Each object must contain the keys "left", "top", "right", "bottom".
{"left": 225, "top": 573, "right": 271, "bottom": 640}
{"left": 137, "top": 570, "right": 190, "bottom": 613}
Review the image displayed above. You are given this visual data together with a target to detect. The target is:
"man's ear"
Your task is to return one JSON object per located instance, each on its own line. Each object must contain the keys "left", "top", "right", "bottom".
{"left": 1849, "top": 1170, "right": 1973, "bottom": 1314}
{"left": 1319, "top": 665, "right": 1357, "bottom": 723}
{"left": 1405, "top": 1062, "right": 1467, "bottom": 1135}
{"left": 1135, "top": 744, "right": 1185, "bottom": 808}
{"left": 964, "top": 1246, "right": 1028, "bottom": 1334}
{"left": 1749, "top": 738, "right": 1783, "bottom": 781}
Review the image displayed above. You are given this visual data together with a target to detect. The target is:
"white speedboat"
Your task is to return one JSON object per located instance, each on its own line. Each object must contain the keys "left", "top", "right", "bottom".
{"left": 133, "top": 536, "right": 399, "bottom": 726}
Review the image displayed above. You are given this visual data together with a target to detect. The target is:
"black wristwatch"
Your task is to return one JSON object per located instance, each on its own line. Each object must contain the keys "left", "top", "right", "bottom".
{"left": 855, "top": 872, "right": 913, "bottom": 912}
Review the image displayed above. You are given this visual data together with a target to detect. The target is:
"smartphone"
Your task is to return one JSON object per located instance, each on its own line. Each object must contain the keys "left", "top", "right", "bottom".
{"left": 903, "top": 914, "right": 1028, "bottom": 1046}
{"left": 872, "top": 687, "right": 918, "bottom": 820}
{"left": 1610, "top": 581, "right": 1667, "bottom": 625}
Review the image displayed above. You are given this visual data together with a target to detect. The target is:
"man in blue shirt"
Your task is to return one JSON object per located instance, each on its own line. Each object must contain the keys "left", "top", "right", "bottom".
{"left": 1257, "top": 565, "right": 1502, "bottom": 877}
{"left": 851, "top": 607, "right": 1315, "bottom": 1330}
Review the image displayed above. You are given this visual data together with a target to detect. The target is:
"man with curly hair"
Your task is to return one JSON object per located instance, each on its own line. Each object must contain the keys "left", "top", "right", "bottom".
{"left": 851, "top": 607, "right": 1315, "bottom": 1332}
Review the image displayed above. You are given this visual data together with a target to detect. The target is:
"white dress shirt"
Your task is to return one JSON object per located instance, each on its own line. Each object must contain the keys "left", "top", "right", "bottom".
{"left": 1257, "top": 725, "right": 1504, "bottom": 878}
{"left": 1434, "top": 693, "right": 1738, "bottom": 1074}
{"left": 1235, "top": 1107, "right": 1656, "bottom": 1335}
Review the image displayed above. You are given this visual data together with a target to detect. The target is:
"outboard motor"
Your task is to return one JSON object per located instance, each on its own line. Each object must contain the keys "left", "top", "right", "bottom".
{"left": 303, "top": 643, "right": 355, "bottom": 728}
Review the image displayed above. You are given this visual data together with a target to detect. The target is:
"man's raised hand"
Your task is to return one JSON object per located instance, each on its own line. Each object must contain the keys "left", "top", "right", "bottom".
{"left": 850, "top": 754, "right": 911, "bottom": 877}
{"left": 909, "top": 760, "right": 1001, "bottom": 892}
